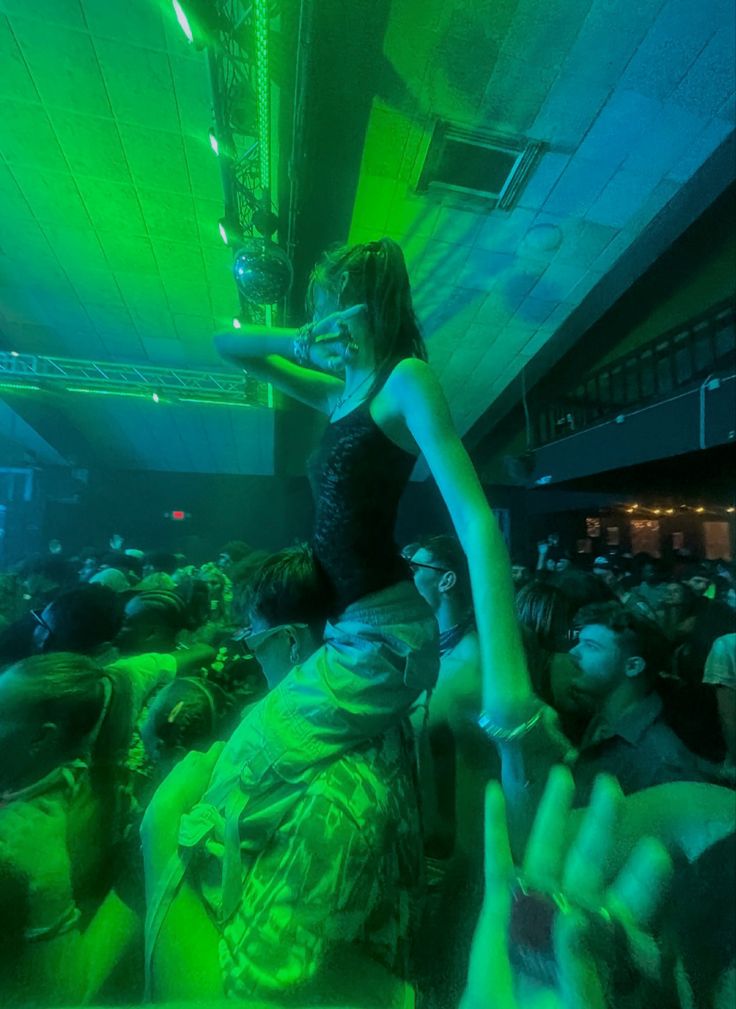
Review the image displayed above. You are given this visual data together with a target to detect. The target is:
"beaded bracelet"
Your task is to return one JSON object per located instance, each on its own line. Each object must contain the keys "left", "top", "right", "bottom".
{"left": 293, "top": 323, "right": 314, "bottom": 365}
{"left": 477, "top": 704, "right": 545, "bottom": 743}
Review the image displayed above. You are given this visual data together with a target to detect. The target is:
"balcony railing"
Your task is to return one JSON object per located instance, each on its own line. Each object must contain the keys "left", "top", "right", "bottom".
{"left": 535, "top": 298, "right": 736, "bottom": 446}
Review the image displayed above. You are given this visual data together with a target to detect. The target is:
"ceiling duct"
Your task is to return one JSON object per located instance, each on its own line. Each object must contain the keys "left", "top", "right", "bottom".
{"left": 416, "top": 121, "right": 543, "bottom": 210}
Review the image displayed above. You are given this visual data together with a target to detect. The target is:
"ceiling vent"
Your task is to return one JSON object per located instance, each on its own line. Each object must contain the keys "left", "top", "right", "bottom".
{"left": 416, "top": 121, "right": 543, "bottom": 210}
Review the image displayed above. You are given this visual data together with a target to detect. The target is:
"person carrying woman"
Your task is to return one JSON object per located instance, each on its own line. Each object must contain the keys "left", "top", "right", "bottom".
{"left": 143, "top": 238, "right": 552, "bottom": 1001}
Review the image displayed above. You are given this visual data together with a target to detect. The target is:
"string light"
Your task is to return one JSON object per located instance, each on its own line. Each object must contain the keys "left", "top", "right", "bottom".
{"left": 619, "top": 502, "right": 734, "bottom": 516}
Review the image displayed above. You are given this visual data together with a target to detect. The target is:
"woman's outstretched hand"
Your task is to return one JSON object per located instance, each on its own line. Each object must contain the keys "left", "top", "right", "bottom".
{"left": 461, "top": 768, "right": 673, "bottom": 1009}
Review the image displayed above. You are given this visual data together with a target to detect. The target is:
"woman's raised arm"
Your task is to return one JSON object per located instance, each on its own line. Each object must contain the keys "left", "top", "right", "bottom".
{"left": 388, "top": 357, "right": 533, "bottom": 726}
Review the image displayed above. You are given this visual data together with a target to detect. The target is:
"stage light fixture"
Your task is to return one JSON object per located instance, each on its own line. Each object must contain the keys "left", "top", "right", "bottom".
{"left": 208, "top": 128, "right": 219, "bottom": 156}
{"left": 233, "top": 239, "right": 293, "bottom": 305}
{"left": 172, "top": 0, "right": 194, "bottom": 42}
{"left": 152, "top": 392, "right": 160, "bottom": 403}
{"left": 252, "top": 206, "right": 279, "bottom": 237}
{"left": 218, "top": 217, "right": 242, "bottom": 246}
{"left": 232, "top": 317, "right": 242, "bottom": 329}
{"left": 170, "top": 0, "right": 222, "bottom": 50}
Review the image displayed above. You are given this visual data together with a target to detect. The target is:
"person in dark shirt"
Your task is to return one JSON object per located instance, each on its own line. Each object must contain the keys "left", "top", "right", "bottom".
{"left": 567, "top": 602, "right": 707, "bottom": 805}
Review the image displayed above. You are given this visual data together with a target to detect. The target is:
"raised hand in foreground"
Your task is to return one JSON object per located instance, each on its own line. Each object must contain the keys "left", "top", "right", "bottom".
{"left": 461, "top": 767, "right": 673, "bottom": 1009}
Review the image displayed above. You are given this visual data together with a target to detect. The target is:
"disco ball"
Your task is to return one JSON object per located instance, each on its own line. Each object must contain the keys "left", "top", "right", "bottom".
{"left": 232, "top": 240, "right": 293, "bottom": 304}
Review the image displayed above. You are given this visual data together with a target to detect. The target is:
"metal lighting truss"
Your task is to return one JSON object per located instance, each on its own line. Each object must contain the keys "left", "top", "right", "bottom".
{"left": 205, "top": 0, "right": 279, "bottom": 322}
{"left": 0, "top": 351, "right": 273, "bottom": 408}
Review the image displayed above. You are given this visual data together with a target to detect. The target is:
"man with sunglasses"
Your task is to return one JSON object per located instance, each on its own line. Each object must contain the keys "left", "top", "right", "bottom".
{"left": 407, "top": 536, "right": 486, "bottom": 1008}
{"left": 142, "top": 543, "right": 422, "bottom": 1006}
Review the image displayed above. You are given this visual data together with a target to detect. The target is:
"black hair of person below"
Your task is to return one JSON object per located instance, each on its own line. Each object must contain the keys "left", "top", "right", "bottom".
{"left": 668, "top": 831, "right": 736, "bottom": 1008}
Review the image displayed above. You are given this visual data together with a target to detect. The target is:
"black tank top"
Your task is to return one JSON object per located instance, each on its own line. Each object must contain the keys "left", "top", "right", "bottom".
{"left": 307, "top": 399, "right": 416, "bottom": 615}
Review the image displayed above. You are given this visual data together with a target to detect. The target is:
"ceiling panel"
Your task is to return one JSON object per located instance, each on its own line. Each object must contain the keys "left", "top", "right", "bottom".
{"left": 0, "top": 0, "right": 733, "bottom": 474}
{"left": 347, "top": 0, "right": 735, "bottom": 437}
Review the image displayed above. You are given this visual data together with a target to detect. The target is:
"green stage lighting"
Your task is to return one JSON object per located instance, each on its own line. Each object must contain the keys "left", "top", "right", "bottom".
{"left": 170, "top": 0, "right": 222, "bottom": 50}
{"left": 218, "top": 217, "right": 242, "bottom": 246}
{"left": 172, "top": 0, "right": 194, "bottom": 43}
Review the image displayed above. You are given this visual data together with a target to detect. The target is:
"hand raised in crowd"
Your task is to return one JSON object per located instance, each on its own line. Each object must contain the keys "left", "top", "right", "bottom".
{"left": 461, "top": 768, "right": 673, "bottom": 1009}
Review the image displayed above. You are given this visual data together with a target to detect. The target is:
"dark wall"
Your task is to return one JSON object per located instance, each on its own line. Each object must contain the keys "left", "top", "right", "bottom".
{"left": 8, "top": 466, "right": 528, "bottom": 567}
{"left": 39, "top": 469, "right": 315, "bottom": 562}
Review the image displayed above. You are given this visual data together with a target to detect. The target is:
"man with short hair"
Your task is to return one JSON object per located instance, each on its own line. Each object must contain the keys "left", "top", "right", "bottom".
{"left": 31, "top": 584, "right": 123, "bottom": 658}
{"left": 409, "top": 535, "right": 483, "bottom": 850}
{"left": 143, "top": 543, "right": 422, "bottom": 1006}
{"left": 407, "top": 535, "right": 487, "bottom": 1008}
{"left": 568, "top": 602, "right": 707, "bottom": 805}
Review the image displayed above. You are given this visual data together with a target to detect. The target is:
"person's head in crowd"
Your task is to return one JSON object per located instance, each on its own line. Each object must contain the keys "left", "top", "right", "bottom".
{"left": 717, "top": 581, "right": 736, "bottom": 612}
{"left": 552, "top": 567, "right": 614, "bottom": 612}
{"left": 140, "top": 676, "right": 228, "bottom": 777}
{"left": 31, "top": 585, "right": 123, "bottom": 657}
{"left": 47, "top": 539, "right": 63, "bottom": 556}
{"left": 77, "top": 549, "right": 100, "bottom": 583}
{"left": 244, "top": 543, "right": 330, "bottom": 689}
{"left": 89, "top": 567, "right": 130, "bottom": 592}
{"left": 115, "top": 589, "right": 191, "bottom": 655}
{"left": 0, "top": 652, "right": 126, "bottom": 794}
{"left": 714, "top": 559, "right": 734, "bottom": 584}
{"left": 109, "top": 533, "right": 124, "bottom": 552}
{"left": 516, "top": 582, "right": 576, "bottom": 655}
{"left": 554, "top": 553, "right": 573, "bottom": 573}
{"left": 511, "top": 560, "right": 531, "bottom": 590}
{"left": 568, "top": 602, "right": 670, "bottom": 717}
{"left": 662, "top": 579, "right": 697, "bottom": 611}
{"left": 136, "top": 570, "right": 177, "bottom": 591}
{"left": 216, "top": 540, "right": 252, "bottom": 573}
{"left": 142, "top": 551, "right": 178, "bottom": 578}
{"left": 592, "top": 555, "right": 618, "bottom": 590}
{"left": 197, "top": 562, "right": 232, "bottom": 621}
{"left": 229, "top": 550, "right": 270, "bottom": 585}
{"left": 175, "top": 576, "right": 212, "bottom": 630}
{"left": 633, "top": 554, "right": 662, "bottom": 586}
{"left": 409, "top": 534, "right": 472, "bottom": 622}
{"left": 19, "top": 554, "right": 75, "bottom": 607}
{"left": 122, "top": 549, "right": 144, "bottom": 583}
{"left": 683, "top": 563, "right": 712, "bottom": 597}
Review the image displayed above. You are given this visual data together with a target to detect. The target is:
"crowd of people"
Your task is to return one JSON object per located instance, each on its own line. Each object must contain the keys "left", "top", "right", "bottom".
{"left": 0, "top": 238, "right": 734, "bottom": 1009}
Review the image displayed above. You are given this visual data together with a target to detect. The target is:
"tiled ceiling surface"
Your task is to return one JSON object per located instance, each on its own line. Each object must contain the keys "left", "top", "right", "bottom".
{"left": 0, "top": 0, "right": 734, "bottom": 473}
{"left": 348, "top": 0, "right": 736, "bottom": 436}
{"left": 0, "top": 0, "right": 236, "bottom": 365}
{"left": 0, "top": 0, "right": 269, "bottom": 471}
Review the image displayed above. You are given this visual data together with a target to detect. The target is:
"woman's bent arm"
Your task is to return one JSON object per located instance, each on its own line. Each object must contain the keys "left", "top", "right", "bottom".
{"left": 214, "top": 325, "right": 342, "bottom": 413}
